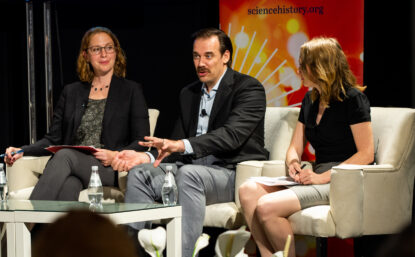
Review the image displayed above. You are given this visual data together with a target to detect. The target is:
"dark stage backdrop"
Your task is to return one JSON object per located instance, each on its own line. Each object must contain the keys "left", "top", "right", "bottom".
{"left": 0, "top": 0, "right": 413, "bottom": 153}
{"left": 0, "top": 0, "right": 219, "bottom": 151}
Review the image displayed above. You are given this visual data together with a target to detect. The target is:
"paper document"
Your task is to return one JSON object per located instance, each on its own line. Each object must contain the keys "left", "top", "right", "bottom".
{"left": 248, "top": 176, "right": 299, "bottom": 186}
{"left": 45, "top": 145, "right": 98, "bottom": 154}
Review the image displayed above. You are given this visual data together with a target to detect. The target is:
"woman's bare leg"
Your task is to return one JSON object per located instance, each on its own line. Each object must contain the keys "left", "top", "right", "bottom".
{"left": 239, "top": 181, "right": 284, "bottom": 257}
{"left": 256, "top": 189, "right": 301, "bottom": 257}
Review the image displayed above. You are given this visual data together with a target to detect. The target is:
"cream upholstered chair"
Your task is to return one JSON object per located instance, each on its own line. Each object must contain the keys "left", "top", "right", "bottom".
{"left": 234, "top": 107, "right": 415, "bottom": 240}
{"left": 7, "top": 109, "right": 160, "bottom": 202}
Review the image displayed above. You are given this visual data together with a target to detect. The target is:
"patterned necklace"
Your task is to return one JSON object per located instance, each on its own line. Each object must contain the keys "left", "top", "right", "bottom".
{"left": 91, "top": 84, "right": 109, "bottom": 91}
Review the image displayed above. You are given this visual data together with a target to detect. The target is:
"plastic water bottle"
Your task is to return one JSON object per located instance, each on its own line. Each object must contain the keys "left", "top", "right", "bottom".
{"left": 0, "top": 164, "right": 7, "bottom": 201}
{"left": 87, "top": 166, "right": 103, "bottom": 207}
{"left": 161, "top": 165, "right": 178, "bottom": 206}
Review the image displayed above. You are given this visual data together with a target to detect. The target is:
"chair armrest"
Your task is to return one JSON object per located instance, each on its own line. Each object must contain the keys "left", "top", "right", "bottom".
{"left": 261, "top": 160, "right": 312, "bottom": 177}
{"left": 330, "top": 164, "right": 408, "bottom": 238}
{"left": 118, "top": 171, "right": 128, "bottom": 193}
{"left": 235, "top": 160, "right": 292, "bottom": 208}
{"left": 6, "top": 156, "right": 51, "bottom": 192}
{"left": 234, "top": 160, "right": 312, "bottom": 209}
{"left": 235, "top": 161, "right": 265, "bottom": 208}
{"left": 261, "top": 160, "right": 287, "bottom": 177}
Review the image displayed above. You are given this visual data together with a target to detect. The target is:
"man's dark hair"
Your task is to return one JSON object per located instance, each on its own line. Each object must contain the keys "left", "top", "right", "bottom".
{"left": 192, "top": 28, "right": 233, "bottom": 67}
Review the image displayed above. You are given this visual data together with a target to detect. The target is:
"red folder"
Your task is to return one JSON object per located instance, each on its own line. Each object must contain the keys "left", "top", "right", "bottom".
{"left": 45, "top": 145, "right": 98, "bottom": 154}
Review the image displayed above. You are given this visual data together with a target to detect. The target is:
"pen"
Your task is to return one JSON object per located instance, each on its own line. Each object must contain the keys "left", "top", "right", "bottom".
{"left": 295, "top": 163, "right": 307, "bottom": 176}
{"left": 0, "top": 149, "right": 24, "bottom": 158}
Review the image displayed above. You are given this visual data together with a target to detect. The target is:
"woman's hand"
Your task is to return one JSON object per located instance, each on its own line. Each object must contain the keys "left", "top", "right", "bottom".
{"left": 4, "top": 147, "right": 24, "bottom": 166}
{"left": 93, "top": 149, "right": 118, "bottom": 167}
{"left": 288, "top": 161, "right": 302, "bottom": 182}
{"left": 297, "top": 169, "right": 331, "bottom": 185}
{"left": 111, "top": 150, "right": 151, "bottom": 172}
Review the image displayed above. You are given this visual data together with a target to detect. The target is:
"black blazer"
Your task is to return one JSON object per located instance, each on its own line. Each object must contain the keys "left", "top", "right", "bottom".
{"left": 22, "top": 76, "right": 150, "bottom": 156}
{"left": 164, "top": 68, "right": 269, "bottom": 168}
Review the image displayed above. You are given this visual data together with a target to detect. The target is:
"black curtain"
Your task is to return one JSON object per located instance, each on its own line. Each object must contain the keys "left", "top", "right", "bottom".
{"left": 363, "top": 0, "right": 413, "bottom": 108}
{"left": 0, "top": 1, "right": 30, "bottom": 152}
{"left": 0, "top": 0, "right": 219, "bottom": 151}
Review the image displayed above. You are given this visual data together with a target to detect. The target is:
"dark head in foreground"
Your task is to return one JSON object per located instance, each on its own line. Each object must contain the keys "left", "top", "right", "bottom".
{"left": 32, "top": 210, "right": 138, "bottom": 257}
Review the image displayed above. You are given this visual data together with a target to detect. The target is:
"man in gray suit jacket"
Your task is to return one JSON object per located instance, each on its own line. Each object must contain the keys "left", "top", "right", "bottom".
{"left": 112, "top": 28, "right": 268, "bottom": 257}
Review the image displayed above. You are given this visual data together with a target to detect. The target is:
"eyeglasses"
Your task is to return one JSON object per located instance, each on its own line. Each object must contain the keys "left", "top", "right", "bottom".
{"left": 86, "top": 45, "right": 116, "bottom": 55}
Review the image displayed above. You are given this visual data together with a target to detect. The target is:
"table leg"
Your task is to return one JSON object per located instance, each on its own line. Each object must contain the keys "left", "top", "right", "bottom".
{"left": 15, "top": 223, "right": 30, "bottom": 257}
{"left": 166, "top": 216, "right": 181, "bottom": 257}
{"left": 6, "top": 223, "right": 15, "bottom": 257}
{"left": 0, "top": 223, "right": 6, "bottom": 257}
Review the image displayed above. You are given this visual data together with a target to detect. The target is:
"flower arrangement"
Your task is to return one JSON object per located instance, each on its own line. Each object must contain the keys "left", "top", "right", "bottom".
{"left": 138, "top": 227, "right": 210, "bottom": 257}
{"left": 214, "top": 226, "right": 251, "bottom": 257}
{"left": 138, "top": 226, "right": 166, "bottom": 257}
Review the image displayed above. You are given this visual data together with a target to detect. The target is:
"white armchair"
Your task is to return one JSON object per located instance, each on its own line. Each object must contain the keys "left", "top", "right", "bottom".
{"left": 7, "top": 109, "right": 160, "bottom": 202}
{"left": 234, "top": 107, "right": 415, "bottom": 240}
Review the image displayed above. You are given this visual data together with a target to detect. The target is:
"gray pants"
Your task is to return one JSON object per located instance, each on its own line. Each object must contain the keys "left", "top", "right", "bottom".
{"left": 30, "top": 149, "right": 117, "bottom": 201}
{"left": 125, "top": 163, "right": 235, "bottom": 257}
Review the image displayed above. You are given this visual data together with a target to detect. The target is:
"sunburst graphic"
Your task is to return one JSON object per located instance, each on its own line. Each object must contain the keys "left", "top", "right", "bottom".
{"left": 220, "top": 17, "right": 315, "bottom": 162}
{"left": 221, "top": 22, "right": 309, "bottom": 107}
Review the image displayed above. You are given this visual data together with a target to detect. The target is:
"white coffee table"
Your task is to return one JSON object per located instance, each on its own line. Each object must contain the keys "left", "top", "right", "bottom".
{"left": 0, "top": 200, "right": 181, "bottom": 257}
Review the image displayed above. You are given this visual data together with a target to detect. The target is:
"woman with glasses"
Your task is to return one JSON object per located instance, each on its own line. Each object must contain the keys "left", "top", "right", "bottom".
{"left": 238, "top": 37, "right": 374, "bottom": 257}
{"left": 5, "top": 27, "right": 150, "bottom": 201}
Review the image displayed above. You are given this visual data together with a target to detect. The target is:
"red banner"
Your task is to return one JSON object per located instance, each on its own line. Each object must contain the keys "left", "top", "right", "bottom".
{"left": 219, "top": 0, "right": 363, "bottom": 108}
{"left": 219, "top": 1, "right": 363, "bottom": 256}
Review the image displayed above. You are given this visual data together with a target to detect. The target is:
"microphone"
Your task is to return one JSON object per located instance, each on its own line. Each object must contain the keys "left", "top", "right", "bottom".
{"left": 201, "top": 109, "right": 208, "bottom": 117}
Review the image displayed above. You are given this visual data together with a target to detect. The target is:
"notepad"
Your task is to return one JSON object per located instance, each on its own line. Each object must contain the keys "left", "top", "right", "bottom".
{"left": 248, "top": 176, "right": 299, "bottom": 186}
{"left": 45, "top": 145, "right": 98, "bottom": 154}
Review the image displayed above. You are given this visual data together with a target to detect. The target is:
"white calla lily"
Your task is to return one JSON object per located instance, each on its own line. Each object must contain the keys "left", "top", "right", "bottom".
{"left": 192, "top": 233, "right": 210, "bottom": 257}
{"left": 138, "top": 226, "right": 167, "bottom": 257}
{"left": 272, "top": 251, "right": 284, "bottom": 257}
{"left": 215, "top": 226, "right": 251, "bottom": 257}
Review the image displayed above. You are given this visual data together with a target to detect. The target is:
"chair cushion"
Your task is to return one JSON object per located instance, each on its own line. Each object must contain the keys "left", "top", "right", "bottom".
{"left": 264, "top": 107, "right": 299, "bottom": 160}
{"left": 9, "top": 186, "right": 35, "bottom": 200}
{"left": 204, "top": 203, "right": 245, "bottom": 229}
{"left": 289, "top": 205, "right": 335, "bottom": 237}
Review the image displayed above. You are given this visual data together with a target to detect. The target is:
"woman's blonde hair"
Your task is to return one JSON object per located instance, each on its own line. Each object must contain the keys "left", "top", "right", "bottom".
{"left": 77, "top": 27, "right": 127, "bottom": 83}
{"left": 299, "top": 37, "right": 365, "bottom": 107}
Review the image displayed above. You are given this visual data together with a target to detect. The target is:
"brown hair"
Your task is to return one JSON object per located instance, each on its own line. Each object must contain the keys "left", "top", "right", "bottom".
{"left": 32, "top": 210, "right": 138, "bottom": 257}
{"left": 299, "top": 37, "right": 365, "bottom": 107}
{"left": 77, "top": 27, "right": 127, "bottom": 83}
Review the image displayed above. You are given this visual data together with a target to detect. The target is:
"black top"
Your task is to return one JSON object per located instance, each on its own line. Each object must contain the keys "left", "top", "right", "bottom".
{"left": 299, "top": 87, "right": 371, "bottom": 164}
